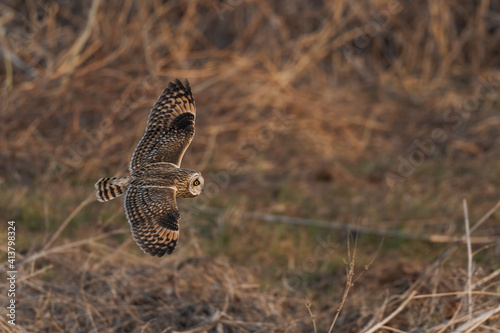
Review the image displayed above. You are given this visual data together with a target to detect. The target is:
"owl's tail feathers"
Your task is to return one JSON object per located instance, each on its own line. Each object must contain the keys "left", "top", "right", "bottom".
{"left": 95, "top": 177, "right": 131, "bottom": 202}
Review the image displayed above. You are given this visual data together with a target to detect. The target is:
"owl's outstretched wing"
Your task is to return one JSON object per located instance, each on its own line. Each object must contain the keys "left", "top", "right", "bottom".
{"left": 129, "top": 79, "right": 196, "bottom": 173}
{"left": 125, "top": 185, "right": 180, "bottom": 257}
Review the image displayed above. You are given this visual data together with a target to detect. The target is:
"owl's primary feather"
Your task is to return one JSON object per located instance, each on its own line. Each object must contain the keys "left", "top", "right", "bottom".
{"left": 95, "top": 79, "right": 204, "bottom": 257}
{"left": 129, "top": 79, "right": 196, "bottom": 172}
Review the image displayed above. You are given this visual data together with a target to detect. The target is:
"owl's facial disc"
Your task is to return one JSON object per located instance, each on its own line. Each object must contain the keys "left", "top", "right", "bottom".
{"left": 189, "top": 174, "right": 204, "bottom": 196}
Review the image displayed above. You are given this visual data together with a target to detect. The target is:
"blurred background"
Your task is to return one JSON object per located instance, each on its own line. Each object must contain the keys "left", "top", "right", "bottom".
{"left": 1, "top": 0, "right": 500, "bottom": 331}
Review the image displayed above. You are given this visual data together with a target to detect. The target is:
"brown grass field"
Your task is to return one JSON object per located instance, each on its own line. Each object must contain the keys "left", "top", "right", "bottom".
{"left": 1, "top": 0, "right": 500, "bottom": 332}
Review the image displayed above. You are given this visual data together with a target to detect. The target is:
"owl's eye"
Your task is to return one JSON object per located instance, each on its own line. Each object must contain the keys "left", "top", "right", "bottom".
{"left": 193, "top": 179, "right": 200, "bottom": 186}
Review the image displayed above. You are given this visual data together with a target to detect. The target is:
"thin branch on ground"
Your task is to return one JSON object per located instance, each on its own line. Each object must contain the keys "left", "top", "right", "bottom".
{"left": 198, "top": 206, "right": 498, "bottom": 244}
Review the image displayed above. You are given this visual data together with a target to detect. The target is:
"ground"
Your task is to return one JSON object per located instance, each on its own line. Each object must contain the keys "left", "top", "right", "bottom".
{"left": 1, "top": 0, "right": 500, "bottom": 332}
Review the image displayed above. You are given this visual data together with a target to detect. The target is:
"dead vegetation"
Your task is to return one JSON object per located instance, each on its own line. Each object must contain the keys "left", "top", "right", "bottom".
{"left": 1, "top": 0, "right": 500, "bottom": 331}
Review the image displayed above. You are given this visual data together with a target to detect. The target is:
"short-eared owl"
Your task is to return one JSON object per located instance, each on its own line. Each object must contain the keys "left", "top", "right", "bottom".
{"left": 95, "top": 79, "right": 204, "bottom": 257}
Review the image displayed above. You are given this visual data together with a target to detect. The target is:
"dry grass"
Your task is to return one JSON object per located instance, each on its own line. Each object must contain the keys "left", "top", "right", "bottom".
{"left": 1, "top": 0, "right": 500, "bottom": 331}
{"left": 2, "top": 245, "right": 310, "bottom": 332}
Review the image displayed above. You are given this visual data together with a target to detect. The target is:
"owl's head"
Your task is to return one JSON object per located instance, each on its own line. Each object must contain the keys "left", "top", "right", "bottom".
{"left": 188, "top": 173, "right": 204, "bottom": 196}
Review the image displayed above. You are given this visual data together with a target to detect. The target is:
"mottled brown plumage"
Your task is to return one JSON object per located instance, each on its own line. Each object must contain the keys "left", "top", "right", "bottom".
{"left": 95, "top": 79, "right": 204, "bottom": 257}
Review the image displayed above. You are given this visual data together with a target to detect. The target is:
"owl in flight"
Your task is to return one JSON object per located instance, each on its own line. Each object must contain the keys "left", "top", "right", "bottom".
{"left": 95, "top": 79, "right": 204, "bottom": 257}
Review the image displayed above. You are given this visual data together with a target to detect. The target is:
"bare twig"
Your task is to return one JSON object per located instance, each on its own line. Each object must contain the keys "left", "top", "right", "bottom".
{"left": 305, "top": 297, "right": 317, "bottom": 333}
{"left": 328, "top": 232, "right": 357, "bottom": 333}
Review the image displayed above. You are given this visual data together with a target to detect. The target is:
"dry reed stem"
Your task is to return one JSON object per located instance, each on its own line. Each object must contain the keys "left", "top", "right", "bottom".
{"left": 379, "top": 326, "right": 407, "bottom": 333}
{"left": 406, "top": 198, "right": 500, "bottom": 297}
{"left": 463, "top": 199, "right": 473, "bottom": 321}
{"left": 362, "top": 291, "right": 418, "bottom": 333}
{"left": 20, "top": 229, "right": 127, "bottom": 265}
{"left": 435, "top": 298, "right": 465, "bottom": 333}
{"left": 452, "top": 305, "right": 500, "bottom": 333}
{"left": 469, "top": 200, "right": 500, "bottom": 234}
{"left": 472, "top": 268, "right": 500, "bottom": 290}
{"left": 57, "top": 0, "right": 102, "bottom": 78}
{"left": 42, "top": 192, "right": 96, "bottom": 250}
{"left": 362, "top": 292, "right": 390, "bottom": 331}
{"left": 0, "top": 32, "right": 13, "bottom": 89}
{"left": 413, "top": 291, "right": 500, "bottom": 299}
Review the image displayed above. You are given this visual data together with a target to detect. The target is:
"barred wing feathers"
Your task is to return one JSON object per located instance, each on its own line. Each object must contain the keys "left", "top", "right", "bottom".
{"left": 129, "top": 79, "right": 196, "bottom": 173}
